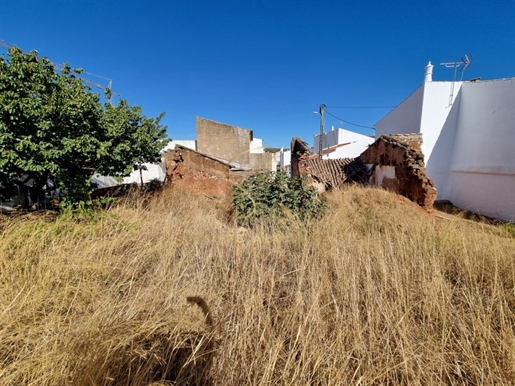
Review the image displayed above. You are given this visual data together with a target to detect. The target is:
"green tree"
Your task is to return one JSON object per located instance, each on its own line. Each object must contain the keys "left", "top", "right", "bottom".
{"left": 0, "top": 47, "right": 168, "bottom": 205}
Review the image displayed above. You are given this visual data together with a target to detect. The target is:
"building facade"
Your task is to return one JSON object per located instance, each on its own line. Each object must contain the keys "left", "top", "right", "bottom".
{"left": 312, "top": 128, "right": 375, "bottom": 159}
{"left": 375, "top": 63, "right": 515, "bottom": 222}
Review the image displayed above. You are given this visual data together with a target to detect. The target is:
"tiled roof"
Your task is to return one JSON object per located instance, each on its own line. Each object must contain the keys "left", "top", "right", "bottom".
{"left": 308, "top": 158, "right": 366, "bottom": 188}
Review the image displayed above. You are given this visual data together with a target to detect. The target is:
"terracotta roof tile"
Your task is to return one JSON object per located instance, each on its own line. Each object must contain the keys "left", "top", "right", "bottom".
{"left": 308, "top": 158, "right": 366, "bottom": 188}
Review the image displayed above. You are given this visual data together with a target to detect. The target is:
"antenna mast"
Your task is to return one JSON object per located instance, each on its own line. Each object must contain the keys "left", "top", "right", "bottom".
{"left": 0, "top": 39, "right": 119, "bottom": 103}
{"left": 440, "top": 54, "right": 473, "bottom": 106}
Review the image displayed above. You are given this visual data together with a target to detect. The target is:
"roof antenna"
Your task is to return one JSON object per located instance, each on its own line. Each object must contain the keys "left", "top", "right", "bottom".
{"left": 440, "top": 54, "right": 473, "bottom": 106}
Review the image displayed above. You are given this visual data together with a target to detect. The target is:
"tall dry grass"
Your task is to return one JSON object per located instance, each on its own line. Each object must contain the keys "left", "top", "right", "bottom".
{"left": 0, "top": 185, "right": 514, "bottom": 385}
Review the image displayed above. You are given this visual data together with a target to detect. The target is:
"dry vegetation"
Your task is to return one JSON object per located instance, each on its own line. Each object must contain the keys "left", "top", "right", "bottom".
{"left": 1, "top": 186, "right": 514, "bottom": 385}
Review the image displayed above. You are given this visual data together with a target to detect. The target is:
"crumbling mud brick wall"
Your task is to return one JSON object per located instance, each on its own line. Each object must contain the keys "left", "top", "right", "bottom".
{"left": 290, "top": 137, "right": 311, "bottom": 178}
{"left": 164, "top": 145, "right": 233, "bottom": 198}
{"left": 358, "top": 134, "right": 437, "bottom": 209}
{"left": 196, "top": 116, "right": 253, "bottom": 169}
{"left": 389, "top": 133, "right": 423, "bottom": 150}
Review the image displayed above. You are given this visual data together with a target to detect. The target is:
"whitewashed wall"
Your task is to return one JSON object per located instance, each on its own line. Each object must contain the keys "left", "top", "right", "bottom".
{"left": 375, "top": 86, "right": 424, "bottom": 137}
{"left": 419, "top": 81, "right": 463, "bottom": 162}
{"left": 423, "top": 85, "right": 462, "bottom": 198}
{"left": 448, "top": 79, "right": 515, "bottom": 221}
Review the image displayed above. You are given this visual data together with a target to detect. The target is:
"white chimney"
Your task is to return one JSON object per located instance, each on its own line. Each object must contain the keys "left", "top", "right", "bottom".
{"left": 424, "top": 61, "right": 434, "bottom": 82}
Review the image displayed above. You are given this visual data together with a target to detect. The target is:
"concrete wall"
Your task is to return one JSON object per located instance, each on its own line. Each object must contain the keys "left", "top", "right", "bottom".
{"left": 196, "top": 116, "right": 253, "bottom": 168}
{"left": 448, "top": 79, "right": 515, "bottom": 221}
{"left": 249, "top": 152, "right": 276, "bottom": 171}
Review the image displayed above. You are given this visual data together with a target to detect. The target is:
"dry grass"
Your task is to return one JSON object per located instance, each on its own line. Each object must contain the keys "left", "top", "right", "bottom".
{"left": 0, "top": 185, "right": 514, "bottom": 385}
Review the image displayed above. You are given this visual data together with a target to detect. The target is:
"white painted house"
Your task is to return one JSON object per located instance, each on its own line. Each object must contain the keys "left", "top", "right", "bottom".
{"left": 376, "top": 63, "right": 515, "bottom": 222}
{"left": 277, "top": 148, "right": 291, "bottom": 173}
{"left": 312, "top": 128, "right": 375, "bottom": 159}
{"left": 250, "top": 138, "right": 264, "bottom": 153}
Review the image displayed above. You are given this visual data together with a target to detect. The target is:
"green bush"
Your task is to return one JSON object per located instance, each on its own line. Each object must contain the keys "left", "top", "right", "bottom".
{"left": 232, "top": 171, "right": 327, "bottom": 227}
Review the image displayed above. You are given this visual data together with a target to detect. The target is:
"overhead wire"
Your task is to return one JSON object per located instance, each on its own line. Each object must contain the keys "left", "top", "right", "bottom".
{"left": 325, "top": 105, "right": 397, "bottom": 109}
{"left": 324, "top": 109, "right": 376, "bottom": 130}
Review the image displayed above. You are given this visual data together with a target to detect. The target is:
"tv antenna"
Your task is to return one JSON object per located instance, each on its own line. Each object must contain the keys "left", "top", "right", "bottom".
{"left": 0, "top": 39, "right": 119, "bottom": 103}
{"left": 440, "top": 54, "right": 473, "bottom": 106}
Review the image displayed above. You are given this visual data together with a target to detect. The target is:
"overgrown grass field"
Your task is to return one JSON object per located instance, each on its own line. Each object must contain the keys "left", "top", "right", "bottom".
{"left": 1, "top": 186, "right": 514, "bottom": 385}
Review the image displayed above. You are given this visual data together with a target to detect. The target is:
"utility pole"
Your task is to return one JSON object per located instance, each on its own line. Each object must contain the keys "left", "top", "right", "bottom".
{"left": 318, "top": 104, "right": 325, "bottom": 158}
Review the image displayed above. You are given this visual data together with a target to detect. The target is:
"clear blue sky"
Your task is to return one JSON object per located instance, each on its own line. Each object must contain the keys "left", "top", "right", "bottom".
{"left": 1, "top": 0, "right": 514, "bottom": 148}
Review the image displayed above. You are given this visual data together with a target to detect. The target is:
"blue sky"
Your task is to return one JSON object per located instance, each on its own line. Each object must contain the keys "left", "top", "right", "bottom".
{"left": 1, "top": 0, "right": 514, "bottom": 148}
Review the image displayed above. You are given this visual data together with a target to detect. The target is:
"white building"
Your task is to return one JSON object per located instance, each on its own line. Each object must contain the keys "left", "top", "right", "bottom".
{"left": 277, "top": 148, "right": 291, "bottom": 173}
{"left": 376, "top": 62, "right": 515, "bottom": 222}
{"left": 312, "top": 128, "right": 375, "bottom": 159}
{"left": 250, "top": 138, "right": 264, "bottom": 153}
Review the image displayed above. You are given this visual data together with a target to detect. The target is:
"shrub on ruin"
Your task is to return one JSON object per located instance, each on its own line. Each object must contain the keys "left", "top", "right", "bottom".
{"left": 232, "top": 171, "right": 327, "bottom": 227}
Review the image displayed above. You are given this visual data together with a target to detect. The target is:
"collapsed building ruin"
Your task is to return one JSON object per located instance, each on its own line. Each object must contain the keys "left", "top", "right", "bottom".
{"left": 290, "top": 137, "right": 366, "bottom": 191}
{"left": 290, "top": 134, "right": 437, "bottom": 210}
{"left": 164, "top": 145, "right": 234, "bottom": 198}
{"left": 358, "top": 134, "right": 437, "bottom": 209}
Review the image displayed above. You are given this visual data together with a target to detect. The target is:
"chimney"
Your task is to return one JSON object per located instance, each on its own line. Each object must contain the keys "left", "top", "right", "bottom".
{"left": 424, "top": 61, "right": 434, "bottom": 82}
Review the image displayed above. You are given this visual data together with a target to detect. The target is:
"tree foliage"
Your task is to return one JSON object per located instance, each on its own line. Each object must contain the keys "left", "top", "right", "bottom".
{"left": 232, "top": 171, "right": 327, "bottom": 227}
{"left": 0, "top": 47, "right": 168, "bottom": 204}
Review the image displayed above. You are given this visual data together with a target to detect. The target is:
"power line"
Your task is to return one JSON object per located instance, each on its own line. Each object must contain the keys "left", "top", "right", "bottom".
{"left": 325, "top": 105, "right": 397, "bottom": 109}
{"left": 324, "top": 110, "right": 375, "bottom": 130}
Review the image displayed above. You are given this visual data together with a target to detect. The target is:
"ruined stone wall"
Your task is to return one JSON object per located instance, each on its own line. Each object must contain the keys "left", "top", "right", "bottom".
{"left": 290, "top": 137, "right": 311, "bottom": 178}
{"left": 359, "top": 135, "right": 436, "bottom": 209}
{"left": 196, "top": 117, "right": 252, "bottom": 168}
